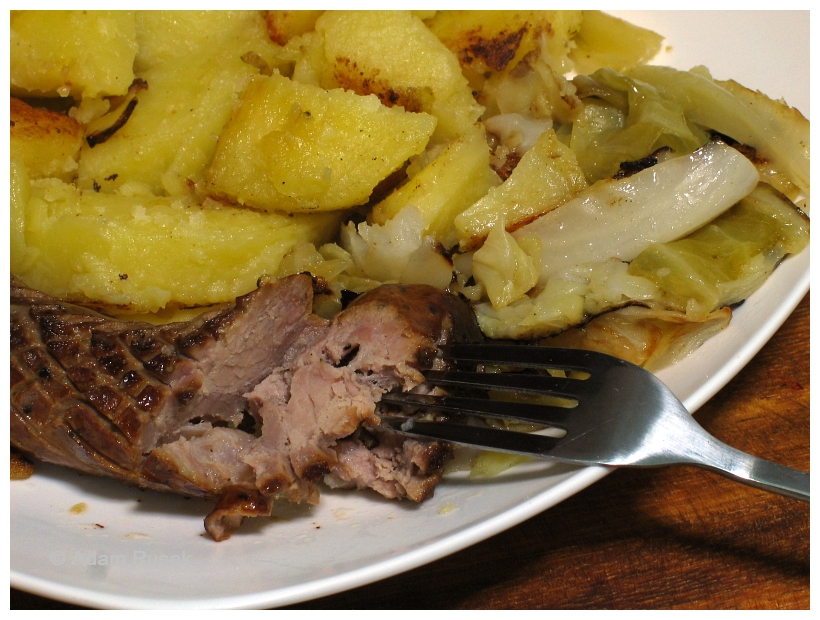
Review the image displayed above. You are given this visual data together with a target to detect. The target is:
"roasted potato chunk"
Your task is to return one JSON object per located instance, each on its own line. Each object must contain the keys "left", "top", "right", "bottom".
{"left": 205, "top": 73, "right": 437, "bottom": 212}
{"left": 570, "top": 11, "right": 664, "bottom": 75}
{"left": 265, "top": 10, "right": 324, "bottom": 46}
{"left": 10, "top": 97, "right": 84, "bottom": 182}
{"left": 134, "top": 10, "right": 285, "bottom": 74}
{"left": 427, "top": 11, "right": 583, "bottom": 80}
{"left": 76, "top": 11, "right": 282, "bottom": 197}
{"left": 10, "top": 10, "right": 137, "bottom": 99}
{"left": 11, "top": 160, "right": 342, "bottom": 312}
{"left": 316, "top": 10, "right": 483, "bottom": 143}
{"left": 370, "top": 124, "right": 501, "bottom": 248}
{"left": 455, "top": 129, "right": 587, "bottom": 250}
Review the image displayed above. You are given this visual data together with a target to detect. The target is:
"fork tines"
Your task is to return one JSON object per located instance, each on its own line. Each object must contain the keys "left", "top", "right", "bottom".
{"left": 377, "top": 415, "right": 562, "bottom": 457}
{"left": 438, "top": 343, "right": 611, "bottom": 373}
{"left": 421, "top": 369, "right": 595, "bottom": 398}
{"left": 374, "top": 345, "right": 811, "bottom": 502}
{"left": 379, "top": 344, "right": 605, "bottom": 431}
{"left": 379, "top": 392, "right": 575, "bottom": 427}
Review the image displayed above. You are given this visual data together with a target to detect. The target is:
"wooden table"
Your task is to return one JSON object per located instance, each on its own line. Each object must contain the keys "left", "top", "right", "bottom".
{"left": 11, "top": 294, "right": 810, "bottom": 610}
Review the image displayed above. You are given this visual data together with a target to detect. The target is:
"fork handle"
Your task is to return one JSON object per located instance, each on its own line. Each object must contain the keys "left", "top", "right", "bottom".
{"left": 690, "top": 441, "right": 809, "bottom": 503}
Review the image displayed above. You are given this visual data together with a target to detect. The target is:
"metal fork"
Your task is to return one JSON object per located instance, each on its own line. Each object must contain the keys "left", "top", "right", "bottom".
{"left": 377, "top": 344, "right": 809, "bottom": 502}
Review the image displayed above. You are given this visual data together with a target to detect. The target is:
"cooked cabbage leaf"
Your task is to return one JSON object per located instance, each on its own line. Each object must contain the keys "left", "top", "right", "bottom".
{"left": 544, "top": 305, "right": 733, "bottom": 371}
{"left": 570, "top": 68, "right": 709, "bottom": 182}
{"left": 629, "top": 183, "right": 809, "bottom": 318}
{"left": 515, "top": 140, "right": 760, "bottom": 284}
{"left": 627, "top": 65, "right": 810, "bottom": 208}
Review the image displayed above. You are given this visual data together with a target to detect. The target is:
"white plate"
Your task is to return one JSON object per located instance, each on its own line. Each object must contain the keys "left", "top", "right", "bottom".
{"left": 10, "top": 11, "right": 810, "bottom": 610}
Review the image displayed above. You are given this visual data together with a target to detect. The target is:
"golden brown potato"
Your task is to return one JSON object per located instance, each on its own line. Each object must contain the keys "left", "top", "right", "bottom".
{"left": 10, "top": 97, "right": 84, "bottom": 182}
{"left": 10, "top": 10, "right": 137, "bottom": 99}
{"left": 569, "top": 11, "right": 663, "bottom": 74}
{"left": 455, "top": 129, "right": 587, "bottom": 250}
{"left": 370, "top": 124, "right": 501, "bottom": 248}
{"left": 427, "top": 11, "right": 583, "bottom": 81}
{"left": 11, "top": 160, "right": 342, "bottom": 312}
{"left": 205, "top": 73, "right": 437, "bottom": 213}
{"left": 316, "top": 10, "right": 483, "bottom": 143}
{"left": 265, "top": 10, "right": 324, "bottom": 45}
{"left": 77, "top": 11, "right": 283, "bottom": 197}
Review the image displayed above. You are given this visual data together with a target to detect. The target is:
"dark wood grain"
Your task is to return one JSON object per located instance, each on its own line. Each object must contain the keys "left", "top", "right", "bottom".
{"left": 11, "top": 294, "right": 810, "bottom": 610}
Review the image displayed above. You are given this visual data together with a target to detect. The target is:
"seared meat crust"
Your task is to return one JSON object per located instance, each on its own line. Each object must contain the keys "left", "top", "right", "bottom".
{"left": 11, "top": 274, "right": 322, "bottom": 498}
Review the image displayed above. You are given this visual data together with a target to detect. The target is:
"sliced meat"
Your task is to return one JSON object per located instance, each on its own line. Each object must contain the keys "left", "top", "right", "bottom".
{"left": 144, "top": 426, "right": 258, "bottom": 496}
{"left": 10, "top": 276, "right": 483, "bottom": 540}
{"left": 242, "top": 282, "right": 482, "bottom": 507}
{"left": 318, "top": 283, "right": 485, "bottom": 389}
{"left": 244, "top": 363, "right": 380, "bottom": 500}
{"left": 328, "top": 429, "right": 452, "bottom": 502}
